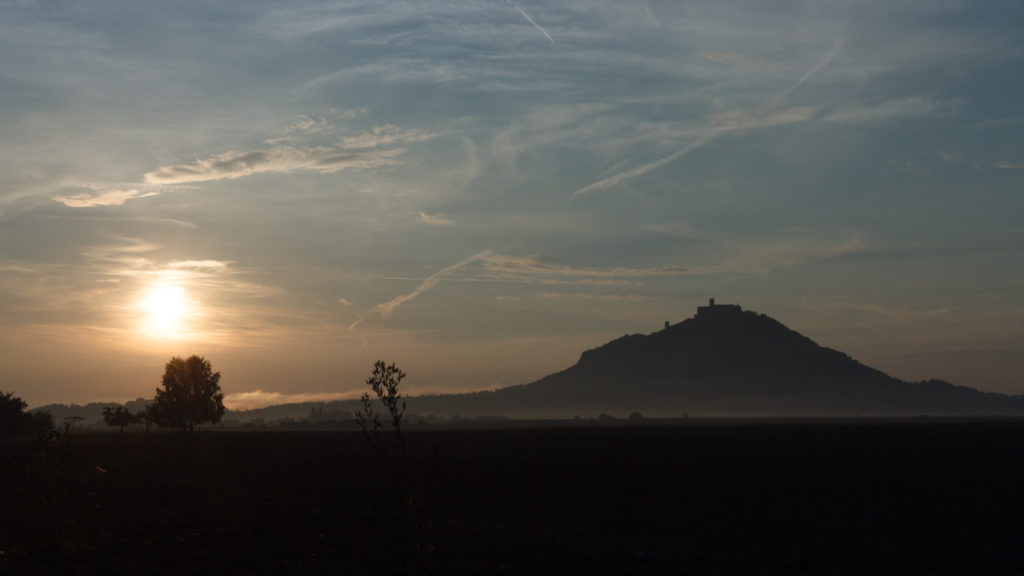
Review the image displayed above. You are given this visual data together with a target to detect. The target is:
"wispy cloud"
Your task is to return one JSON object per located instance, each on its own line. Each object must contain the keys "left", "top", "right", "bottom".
{"left": 285, "top": 115, "right": 331, "bottom": 134}
{"left": 995, "top": 161, "right": 1024, "bottom": 170}
{"left": 144, "top": 146, "right": 404, "bottom": 185}
{"left": 341, "top": 124, "right": 437, "bottom": 150}
{"left": 569, "top": 105, "right": 816, "bottom": 199}
{"left": 701, "top": 51, "right": 747, "bottom": 65}
{"left": 350, "top": 250, "right": 493, "bottom": 329}
{"left": 478, "top": 254, "right": 727, "bottom": 285}
{"left": 507, "top": 0, "right": 554, "bottom": 43}
{"left": 708, "top": 106, "right": 816, "bottom": 128}
{"left": 726, "top": 235, "right": 868, "bottom": 273}
{"left": 53, "top": 188, "right": 157, "bottom": 208}
{"left": 347, "top": 238, "right": 868, "bottom": 330}
{"left": 0, "top": 261, "right": 38, "bottom": 274}
{"left": 535, "top": 292, "right": 649, "bottom": 302}
{"left": 821, "top": 97, "right": 947, "bottom": 124}
{"left": 645, "top": 221, "right": 721, "bottom": 242}
{"left": 167, "top": 260, "right": 231, "bottom": 272}
{"left": 419, "top": 212, "right": 455, "bottom": 226}
{"left": 570, "top": 30, "right": 844, "bottom": 200}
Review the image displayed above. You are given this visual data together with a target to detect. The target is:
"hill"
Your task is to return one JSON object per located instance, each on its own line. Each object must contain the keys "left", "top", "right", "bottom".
{"left": 401, "top": 300, "right": 1024, "bottom": 417}
{"left": 60, "top": 301, "right": 1024, "bottom": 422}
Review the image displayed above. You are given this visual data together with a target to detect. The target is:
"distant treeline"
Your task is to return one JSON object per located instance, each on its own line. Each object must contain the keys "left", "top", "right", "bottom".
{"left": 29, "top": 396, "right": 661, "bottom": 431}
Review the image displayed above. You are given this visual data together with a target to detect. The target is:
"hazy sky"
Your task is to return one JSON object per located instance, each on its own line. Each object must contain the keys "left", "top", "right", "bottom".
{"left": 2, "top": 0, "right": 1022, "bottom": 409}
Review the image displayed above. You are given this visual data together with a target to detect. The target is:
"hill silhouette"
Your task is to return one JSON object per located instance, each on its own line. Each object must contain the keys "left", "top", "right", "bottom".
{"left": 401, "top": 300, "right": 1024, "bottom": 417}
{"left": 88, "top": 301, "right": 1022, "bottom": 423}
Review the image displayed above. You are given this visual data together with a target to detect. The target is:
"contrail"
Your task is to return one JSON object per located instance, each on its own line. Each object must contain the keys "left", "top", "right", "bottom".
{"left": 349, "top": 250, "right": 492, "bottom": 329}
{"left": 571, "top": 133, "right": 717, "bottom": 199}
{"left": 570, "top": 33, "right": 844, "bottom": 199}
{"left": 508, "top": 0, "right": 554, "bottom": 43}
{"left": 776, "top": 34, "right": 845, "bottom": 101}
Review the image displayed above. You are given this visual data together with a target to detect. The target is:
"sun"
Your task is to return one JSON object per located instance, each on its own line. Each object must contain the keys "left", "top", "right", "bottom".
{"left": 138, "top": 282, "right": 190, "bottom": 336}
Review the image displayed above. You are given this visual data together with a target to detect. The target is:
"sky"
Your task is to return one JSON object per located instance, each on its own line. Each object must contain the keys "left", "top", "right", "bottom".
{"left": 2, "top": 0, "right": 1023, "bottom": 409}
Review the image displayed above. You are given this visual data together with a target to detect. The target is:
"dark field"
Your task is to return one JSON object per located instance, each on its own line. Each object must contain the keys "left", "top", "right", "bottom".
{"left": 3, "top": 420, "right": 1024, "bottom": 574}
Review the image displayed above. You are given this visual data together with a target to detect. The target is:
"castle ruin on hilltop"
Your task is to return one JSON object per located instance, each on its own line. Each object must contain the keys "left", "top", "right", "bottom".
{"left": 665, "top": 298, "right": 743, "bottom": 330}
{"left": 696, "top": 298, "right": 742, "bottom": 316}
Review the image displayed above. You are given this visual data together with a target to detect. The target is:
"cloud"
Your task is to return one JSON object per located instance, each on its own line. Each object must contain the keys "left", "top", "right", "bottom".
{"left": 350, "top": 250, "right": 492, "bottom": 328}
{"left": 726, "top": 235, "right": 869, "bottom": 273}
{"left": 507, "top": 0, "right": 554, "bottom": 43}
{"left": 570, "top": 104, "right": 817, "bottom": 198}
{"left": 144, "top": 122, "right": 432, "bottom": 185}
{"left": 995, "top": 161, "right": 1024, "bottom": 170}
{"left": 570, "top": 29, "right": 844, "bottom": 200}
{"left": 144, "top": 146, "right": 405, "bottom": 184}
{"left": 701, "top": 51, "right": 746, "bottom": 65}
{"left": 536, "top": 292, "right": 649, "bottom": 302}
{"left": 52, "top": 188, "right": 157, "bottom": 208}
{"left": 167, "top": 260, "right": 231, "bottom": 271}
{"left": 341, "top": 124, "right": 437, "bottom": 149}
{"left": 708, "top": 106, "right": 817, "bottom": 129}
{"left": 821, "top": 97, "right": 947, "bottom": 124}
{"left": 569, "top": 106, "right": 814, "bottom": 200}
{"left": 346, "top": 239, "right": 866, "bottom": 332}
{"left": 419, "top": 212, "right": 455, "bottom": 226}
{"left": 645, "top": 221, "right": 720, "bottom": 242}
{"left": 337, "top": 297, "right": 353, "bottom": 306}
{"left": 263, "top": 115, "right": 338, "bottom": 144}
{"left": 816, "top": 300, "right": 952, "bottom": 322}
{"left": 478, "top": 254, "right": 726, "bottom": 283}
{"left": 481, "top": 236, "right": 870, "bottom": 286}
{"left": 0, "top": 261, "right": 38, "bottom": 274}
{"left": 79, "top": 238, "right": 163, "bottom": 270}
{"left": 285, "top": 115, "right": 330, "bottom": 134}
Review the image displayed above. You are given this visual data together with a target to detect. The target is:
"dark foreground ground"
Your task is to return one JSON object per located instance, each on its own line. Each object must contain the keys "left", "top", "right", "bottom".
{"left": 2, "top": 420, "right": 1024, "bottom": 575}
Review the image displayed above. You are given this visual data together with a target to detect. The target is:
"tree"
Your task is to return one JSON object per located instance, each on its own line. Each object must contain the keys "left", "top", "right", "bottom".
{"left": 356, "top": 361, "right": 407, "bottom": 458}
{"left": 137, "top": 405, "right": 157, "bottom": 433}
{"left": 0, "top": 390, "right": 29, "bottom": 435}
{"left": 0, "top": 389, "right": 53, "bottom": 434}
{"left": 153, "top": 355, "right": 225, "bottom": 431}
{"left": 354, "top": 361, "right": 424, "bottom": 566}
{"left": 0, "top": 390, "right": 53, "bottom": 436}
{"left": 102, "top": 405, "right": 139, "bottom": 433}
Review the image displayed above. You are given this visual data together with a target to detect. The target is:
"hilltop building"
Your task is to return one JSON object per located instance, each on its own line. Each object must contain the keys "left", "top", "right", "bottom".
{"left": 696, "top": 298, "right": 742, "bottom": 317}
{"left": 663, "top": 299, "right": 743, "bottom": 330}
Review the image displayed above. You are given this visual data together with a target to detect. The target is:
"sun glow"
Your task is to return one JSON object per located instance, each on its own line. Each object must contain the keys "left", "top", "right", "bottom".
{"left": 138, "top": 281, "right": 191, "bottom": 337}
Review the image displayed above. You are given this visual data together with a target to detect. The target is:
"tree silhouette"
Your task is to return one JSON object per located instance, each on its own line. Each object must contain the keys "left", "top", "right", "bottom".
{"left": 0, "top": 389, "right": 52, "bottom": 434}
{"left": 153, "top": 356, "right": 225, "bottom": 431}
{"left": 355, "top": 391, "right": 383, "bottom": 450}
{"left": 137, "top": 405, "right": 157, "bottom": 433}
{"left": 102, "top": 405, "right": 138, "bottom": 433}
{"left": 1, "top": 391, "right": 53, "bottom": 436}
{"left": 0, "top": 390, "right": 29, "bottom": 435}
{"left": 359, "top": 360, "right": 407, "bottom": 458}
{"left": 354, "top": 361, "right": 428, "bottom": 568}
